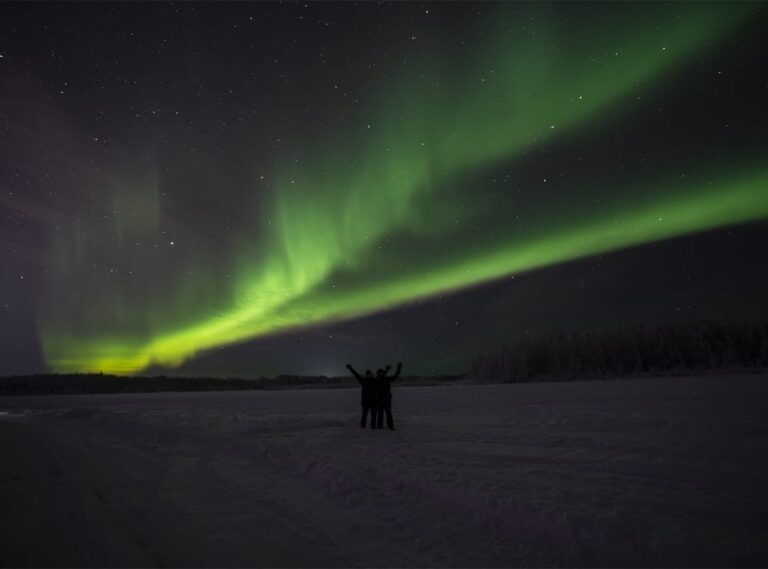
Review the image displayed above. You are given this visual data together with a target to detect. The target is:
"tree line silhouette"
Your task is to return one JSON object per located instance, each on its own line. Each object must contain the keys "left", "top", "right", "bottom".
{"left": 469, "top": 320, "right": 768, "bottom": 382}
{"left": 0, "top": 374, "right": 266, "bottom": 396}
{"left": 0, "top": 372, "right": 462, "bottom": 397}
{"left": 2, "top": 320, "right": 764, "bottom": 396}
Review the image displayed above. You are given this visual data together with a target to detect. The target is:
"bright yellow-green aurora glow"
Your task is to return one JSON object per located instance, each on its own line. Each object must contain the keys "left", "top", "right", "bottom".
{"left": 40, "top": 3, "right": 768, "bottom": 374}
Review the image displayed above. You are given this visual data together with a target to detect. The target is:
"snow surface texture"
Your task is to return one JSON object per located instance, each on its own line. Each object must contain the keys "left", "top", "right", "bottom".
{"left": 1, "top": 375, "right": 766, "bottom": 567}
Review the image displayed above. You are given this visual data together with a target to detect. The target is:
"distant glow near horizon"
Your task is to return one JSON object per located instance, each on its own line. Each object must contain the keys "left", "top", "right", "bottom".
{"left": 40, "top": 4, "right": 768, "bottom": 374}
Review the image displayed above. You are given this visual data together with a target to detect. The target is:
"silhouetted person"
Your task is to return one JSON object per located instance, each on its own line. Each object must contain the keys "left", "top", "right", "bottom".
{"left": 373, "top": 365, "right": 391, "bottom": 427}
{"left": 376, "top": 362, "right": 402, "bottom": 430}
{"left": 347, "top": 364, "right": 377, "bottom": 428}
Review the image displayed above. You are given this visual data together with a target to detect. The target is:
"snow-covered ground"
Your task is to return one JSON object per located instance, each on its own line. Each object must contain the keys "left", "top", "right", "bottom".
{"left": 1, "top": 375, "right": 766, "bottom": 567}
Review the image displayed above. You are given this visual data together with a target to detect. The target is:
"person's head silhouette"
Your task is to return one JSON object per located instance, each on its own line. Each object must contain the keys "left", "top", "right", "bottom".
{"left": 376, "top": 368, "right": 387, "bottom": 377}
{"left": 364, "top": 370, "right": 373, "bottom": 378}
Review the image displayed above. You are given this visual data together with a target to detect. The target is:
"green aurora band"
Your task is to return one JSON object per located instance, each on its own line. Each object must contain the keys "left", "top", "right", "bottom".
{"left": 41, "top": 4, "right": 768, "bottom": 374}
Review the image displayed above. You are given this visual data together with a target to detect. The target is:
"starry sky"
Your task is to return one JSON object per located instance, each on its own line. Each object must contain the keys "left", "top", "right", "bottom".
{"left": 1, "top": 2, "right": 767, "bottom": 378}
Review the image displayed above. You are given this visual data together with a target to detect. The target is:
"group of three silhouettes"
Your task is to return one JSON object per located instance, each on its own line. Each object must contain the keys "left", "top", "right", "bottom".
{"left": 346, "top": 362, "right": 402, "bottom": 430}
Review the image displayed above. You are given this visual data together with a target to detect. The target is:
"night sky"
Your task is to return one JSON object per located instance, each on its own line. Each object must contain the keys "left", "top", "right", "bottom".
{"left": 1, "top": 2, "right": 767, "bottom": 378}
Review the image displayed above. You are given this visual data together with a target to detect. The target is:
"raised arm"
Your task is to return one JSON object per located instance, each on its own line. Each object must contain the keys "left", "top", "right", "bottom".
{"left": 346, "top": 363, "right": 362, "bottom": 383}
{"left": 389, "top": 362, "right": 403, "bottom": 382}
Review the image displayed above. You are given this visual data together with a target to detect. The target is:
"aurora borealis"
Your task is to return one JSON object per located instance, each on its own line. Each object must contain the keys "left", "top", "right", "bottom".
{"left": 2, "top": 2, "right": 767, "bottom": 376}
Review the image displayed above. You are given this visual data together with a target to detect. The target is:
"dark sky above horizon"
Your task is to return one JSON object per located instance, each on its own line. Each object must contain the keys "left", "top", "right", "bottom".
{"left": 2, "top": 2, "right": 767, "bottom": 378}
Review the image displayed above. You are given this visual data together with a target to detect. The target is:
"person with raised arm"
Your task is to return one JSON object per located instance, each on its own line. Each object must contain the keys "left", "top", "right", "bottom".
{"left": 376, "top": 362, "right": 402, "bottom": 430}
{"left": 346, "top": 363, "right": 377, "bottom": 429}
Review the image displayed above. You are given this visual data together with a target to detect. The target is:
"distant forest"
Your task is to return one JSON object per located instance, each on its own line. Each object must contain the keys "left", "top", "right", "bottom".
{"left": 3, "top": 321, "right": 766, "bottom": 396}
{"left": 0, "top": 374, "right": 264, "bottom": 396}
{"left": 469, "top": 320, "right": 768, "bottom": 382}
{"left": 0, "top": 371, "right": 462, "bottom": 397}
